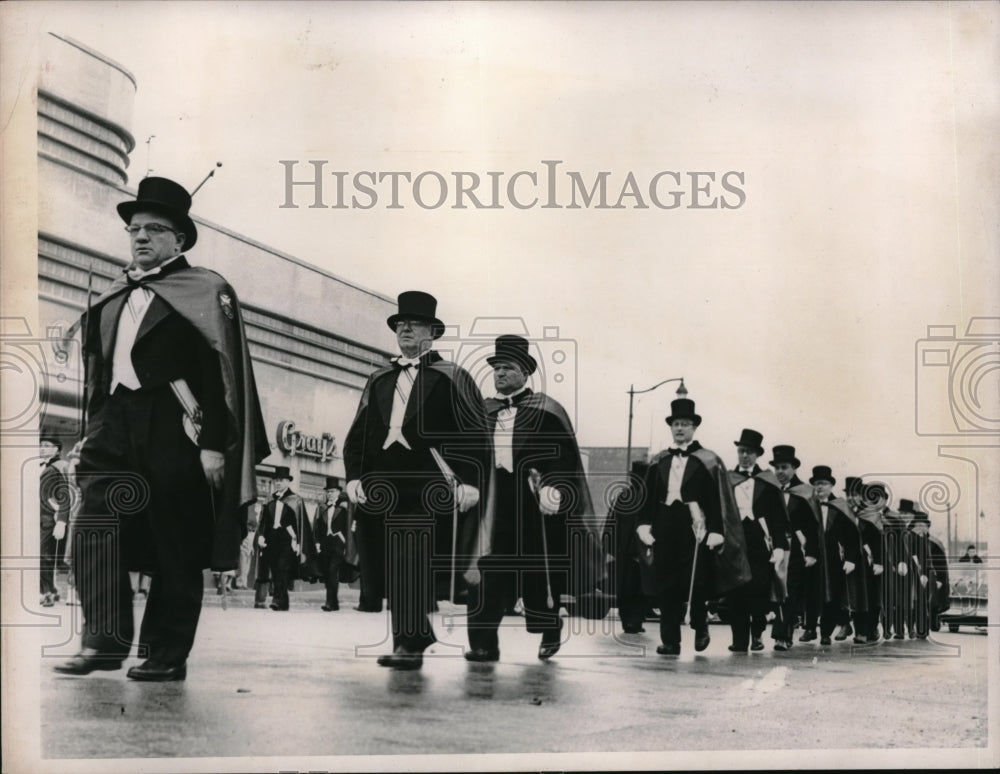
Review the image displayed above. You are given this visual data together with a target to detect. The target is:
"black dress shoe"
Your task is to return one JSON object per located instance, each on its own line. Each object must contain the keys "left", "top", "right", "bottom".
{"left": 834, "top": 623, "right": 853, "bottom": 641}
{"left": 464, "top": 648, "right": 500, "bottom": 663}
{"left": 269, "top": 604, "right": 288, "bottom": 611}
{"left": 750, "top": 637, "right": 765, "bottom": 651}
{"left": 538, "top": 635, "right": 562, "bottom": 661}
{"left": 656, "top": 643, "right": 681, "bottom": 656}
{"left": 376, "top": 651, "right": 423, "bottom": 670}
{"left": 799, "top": 630, "right": 817, "bottom": 642}
{"left": 728, "top": 644, "right": 748, "bottom": 653}
{"left": 321, "top": 604, "right": 339, "bottom": 611}
{"left": 820, "top": 636, "right": 832, "bottom": 645}
{"left": 53, "top": 649, "right": 125, "bottom": 675}
{"left": 354, "top": 605, "right": 382, "bottom": 613}
{"left": 773, "top": 640, "right": 788, "bottom": 652}
{"left": 622, "top": 626, "right": 646, "bottom": 634}
{"left": 126, "top": 660, "right": 187, "bottom": 682}
{"left": 694, "top": 629, "right": 711, "bottom": 652}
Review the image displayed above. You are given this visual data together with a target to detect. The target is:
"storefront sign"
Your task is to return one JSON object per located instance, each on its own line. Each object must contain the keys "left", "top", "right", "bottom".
{"left": 276, "top": 420, "right": 337, "bottom": 462}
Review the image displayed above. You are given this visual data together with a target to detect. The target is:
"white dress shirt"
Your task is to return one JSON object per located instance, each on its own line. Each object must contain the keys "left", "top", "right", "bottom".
{"left": 493, "top": 386, "right": 528, "bottom": 472}
{"left": 382, "top": 356, "right": 423, "bottom": 449}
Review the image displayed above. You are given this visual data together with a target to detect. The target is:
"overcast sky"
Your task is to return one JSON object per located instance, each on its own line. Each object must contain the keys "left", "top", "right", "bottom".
{"left": 12, "top": 1, "right": 1000, "bottom": 532}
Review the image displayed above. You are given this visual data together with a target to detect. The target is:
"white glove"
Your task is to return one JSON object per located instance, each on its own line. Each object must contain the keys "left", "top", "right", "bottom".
{"left": 257, "top": 535, "right": 267, "bottom": 548}
{"left": 346, "top": 480, "right": 366, "bottom": 505}
{"left": 463, "top": 565, "right": 481, "bottom": 586}
{"left": 920, "top": 574, "right": 928, "bottom": 588}
{"left": 456, "top": 484, "right": 480, "bottom": 513}
{"left": 935, "top": 580, "right": 943, "bottom": 589}
{"left": 538, "top": 485, "right": 562, "bottom": 515}
{"left": 636, "top": 524, "right": 655, "bottom": 546}
{"left": 804, "top": 556, "right": 818, "bottom": 568}
{"left": 843, "top": 560, "right": 855, "bottom": 574}
{"left": 315, "top": 542, "right": 321, "bottom": 553}
{"left": 291, "top": 541, "right": 299, "bottom": 554}
{"left": 200, "top": 449, "right": 225, "bottom": 489}
{"left": 770, "top": 547, "right": 785, "bottom": 565}
{"left": 897, "top": 562, "right": 908, "bottom": 576}
{"left": 873, "top": 563, "right": 884, "bottom": 576}
{"left": 53, "top": 522, "right": 67, "bottom": 541}
{"left": 705, "top": 532, "right": 725, "bottom": 551}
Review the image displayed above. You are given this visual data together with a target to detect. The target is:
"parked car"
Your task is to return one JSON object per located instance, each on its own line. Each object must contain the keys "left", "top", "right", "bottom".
{"left": 938, "top": 562, "right": 988, "bottom": 633}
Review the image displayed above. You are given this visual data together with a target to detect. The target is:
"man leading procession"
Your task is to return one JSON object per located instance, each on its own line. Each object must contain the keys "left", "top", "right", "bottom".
{"left": 55, "top": 177, "right": 269, "bottom": 681}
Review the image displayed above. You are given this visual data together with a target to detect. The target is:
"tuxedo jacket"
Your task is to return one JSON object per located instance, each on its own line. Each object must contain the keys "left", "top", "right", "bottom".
{"left": 816, "top": 497, "right": 863, "bottom": 594}
{"left": 343, "top": 350, "right": 488, "bottom": 489}
{"left": 729, "top": 466, "right": 790, "bottom": 551}
{"left": 639, "top": 443, "right": 724, "bottom": 535}
{"left": 40, "top": 456, "right": 70, "bottom": 528}
{"left": 313, "top": 501, "right": 349, "bottom": 556}
{"left": 86, "top": 257, "right": 226, "bottom": 452}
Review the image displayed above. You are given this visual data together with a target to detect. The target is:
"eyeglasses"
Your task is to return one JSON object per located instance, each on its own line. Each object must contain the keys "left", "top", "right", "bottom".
{"left": 124, "top": 223, "right": 179, "bottom": 237}
{"left": 393, "top": 319, "right": 430, "bottom": 331}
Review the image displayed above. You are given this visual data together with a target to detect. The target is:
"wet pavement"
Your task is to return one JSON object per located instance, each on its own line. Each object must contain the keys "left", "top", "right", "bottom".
{"left": 36, "top": 586, "right": 992, "bottom": 767}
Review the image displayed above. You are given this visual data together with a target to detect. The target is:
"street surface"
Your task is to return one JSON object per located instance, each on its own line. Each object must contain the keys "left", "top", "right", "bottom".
{"left": 35, "top": 585, "right": 992, "bottom": 769}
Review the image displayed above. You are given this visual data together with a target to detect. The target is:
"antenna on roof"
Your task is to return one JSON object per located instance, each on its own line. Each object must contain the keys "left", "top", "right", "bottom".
{"left": 191, "top": 162, "right": 223, "bottom": 196}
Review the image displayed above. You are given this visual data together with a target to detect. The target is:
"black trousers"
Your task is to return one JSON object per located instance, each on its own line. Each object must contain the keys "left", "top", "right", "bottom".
{"left": 262, "top": 536, "right": 295, "bottom": 609}
{"left": 354, "top": 508, "right": 385, "bottom": 611}
{"left": 321, "top": 550, "right": 344, "bottom": 607}
{"left": 467, "top": 469, "right": 565, "bottom": 652}
{"left": 40, "top": 527, "right": 59, "bottom": 595}
{"left": 363, "top": 443, "right": 447, "bottom": 653}
{"left": 651, "top": 502, "right": 710, "bottom": 646}
{"left": 73, "top": 385, "right": 212, "bottom": 666}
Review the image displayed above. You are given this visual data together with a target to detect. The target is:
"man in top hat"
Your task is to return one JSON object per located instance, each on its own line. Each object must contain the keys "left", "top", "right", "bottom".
{"left": 465, "top": 335, "right": 595, "bottom": 662}
{"left": 254, "top": 467, "right": 315, "bottom": 611}
{"left": 56, "top": 177, "right": 268, "bottom": 681}
{"left": 907, "top": 508, "right": 948, "bottom": 638}
{"left": 767, "top": 445, "right": 820, "bottom": 650}
{"left": 635, "top": 399, "right": 750, "bottom": 656}
{"left": 313, "top": 476, "right": 350, "bottom": 611}
{"left": 726, "top": 429, "right": 789, "bottom": 652}
{"left": 40, "top": 436, "right": 70, "bottom": 607}
{"left": 809, "top": 466, "right": 867, "bottom": 645}
{"left": 607, "top": 460, "right": 655, "bottom": 634}
{"left": 854, "top": 482, "right": 888, "bottom": 642}
{"left": 344, "top": 291, "right": 489, "bottom": 669}
{"left": 883, "top": 498, "right": 916, "bottom": 639}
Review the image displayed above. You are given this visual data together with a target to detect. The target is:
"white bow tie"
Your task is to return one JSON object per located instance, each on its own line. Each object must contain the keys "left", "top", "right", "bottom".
{"left": 394, "top": 356, "right": 422, "bottom": 367}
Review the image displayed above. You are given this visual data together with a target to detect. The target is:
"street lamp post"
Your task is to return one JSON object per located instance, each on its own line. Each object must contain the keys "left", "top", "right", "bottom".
{"left": 626, "top": 377, "right": 687, "bottom": 474}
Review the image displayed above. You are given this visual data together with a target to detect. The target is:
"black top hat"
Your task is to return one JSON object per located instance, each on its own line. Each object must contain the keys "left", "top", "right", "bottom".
{"left": 272, "top": 466, "right": 293, "bottom": 481}
{"left": 386, "top": 291, "right": 445, "bottom": 339}
{"left": 809, "top": 465, "right": 836, "bottom": 485}
{"left": 665, "top": 398, "right": 701, "bottom": 427}
{"left": 486, "top": 334, "right": 538, "bottom": 375}
{"left": 769, "top": 445, "right": 800, "bottom": 468}
{"left": 39, "top": 436, "right": 62, "bottom": 450}
{"left": 117, "top": 176, "right": 198, "bottom": 250}
{"left": 323, "top": 475, "right": 343, "bottom": 491}
{"left": 844, "top": 476, "right": 863, "bottom": 495}
{"left": 733, "top": 428, "right": 764, "bottom": 456}
{"left": 898, "top": 498, "right": 915, "bottom": 513}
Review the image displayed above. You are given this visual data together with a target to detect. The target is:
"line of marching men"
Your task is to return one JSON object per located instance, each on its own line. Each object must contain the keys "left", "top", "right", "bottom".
{"left": 612, "top": 427, "right": 952, "bottom": 654}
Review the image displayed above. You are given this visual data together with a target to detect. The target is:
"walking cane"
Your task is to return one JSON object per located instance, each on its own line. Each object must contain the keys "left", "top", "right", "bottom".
{"left": 53, "top": 535, "right": 61, "bottom": 600}
{"left": 683, "top": 502, "right": 707, "bottom": 625}
{"left": 528, "top": 469, "right": 555, "bottom": 610}
{"left": 429, "top": 447, "right": 459, "bottom": 604}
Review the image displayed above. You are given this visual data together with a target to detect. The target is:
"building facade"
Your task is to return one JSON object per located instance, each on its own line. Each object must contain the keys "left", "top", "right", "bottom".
{"left": 36, "top": 33, "right": 397, "bottom": 505}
